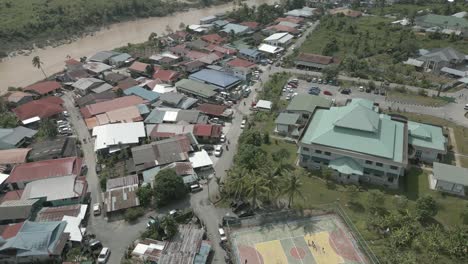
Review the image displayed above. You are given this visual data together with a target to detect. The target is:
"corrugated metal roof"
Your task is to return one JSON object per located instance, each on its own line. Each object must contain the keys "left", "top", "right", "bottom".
{"left": 106, "top": 175, "right": 139, "bottom": 191}
{"left": 433, "top": 162, "right": 468, "bottom": 185}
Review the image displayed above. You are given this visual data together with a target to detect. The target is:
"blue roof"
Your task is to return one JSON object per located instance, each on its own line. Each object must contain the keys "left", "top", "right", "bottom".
{"left": 194, "top": 241, "right": 212, "bottom": 264}
{"left": 221, "top": 23, "right": 249, "bottom": 34}
{"left": 240, "top": 48, "right": 260, "bottom": 57}
{"left": 0, "top": 221, "right": 67, "bottom": 257}
{"left": 110, "top": 53, "right": 132, "bottom": 63}
{"left": 189, "top": 69, "right": 241, "bottom": 89}
{"left": 124, "top": 86, "right": 160, "bottom": 102}
{"left": 144, "top": 109, "right": 165, "bottom": 124}
{"left": 137, "top": 104, "right": 150, "bottom": 115}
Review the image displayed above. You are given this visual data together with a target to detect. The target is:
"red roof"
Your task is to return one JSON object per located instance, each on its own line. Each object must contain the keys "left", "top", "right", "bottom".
{"left": 6, "top": 157, "right": 82, "bottom": 185}
{"left": 129, "top": 61, "right": 150, "bottom": 73}
{"left": 114, "top": 78, "right": 139, "bottom": 91}
{"left": 80, "top": 95, "right": 145, "bottom": 118}
{"left": 275, "top": 17, "right": 304, "bottom": 24}
{"left": 65, "top": 59, "right": 81, "bottom": 66}
{"left": 193, "top": 124, "right": 212, "bottom": 137}
{"left": 12, "top": 96, "right": 64, "bottom": 121}
{"left": 196, "top": 103, "right": 227, "bottom": 117}
{"left": 186, "top": 50, "right": 209, "bottom": 60}
{"left": 193, "top": 124, "right": 222, "bottom": 137}
{"left": 240, "top": 21, "right": 259, "bottom": 29}
{"left": 174, "top": 162, "right": 193, "bottom": 176}
{"left": 0, "top": 190, "right": 24, "bottom": 203}
{"left": 153, "top": 69, "right": 179, "bottom": 82}
{"left": 24, "top": 81, "right": 61, "bottom": 95}
{"left": 267, "top": 25, "right": 299, "bottom": 34}
{"left": 206, "top": 44, "right": 237, "bottom": 55}
{"left": 201, "top": 34, "right": 226, "bottom": 45}
{"left": 227, "top": 58, "right": 255, "bottom": 68}
{"left": 0, "top": 222, "right": 24, "bottom": 239}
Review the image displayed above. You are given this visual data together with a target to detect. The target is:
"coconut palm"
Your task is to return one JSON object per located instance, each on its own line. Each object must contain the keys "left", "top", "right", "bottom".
{"left": 32, "top": 56, "right": 47, "bottom": 78}
{"left": 283, "top": 170, "right": 304, "bottom": 208}
{"left": 261, "top": 165, "right": 283, "bottom": 203}
{"left": 225, "top": 168, "right": 248, "bottom": 199}
{"left": 245, "top": 172, "right": 269, "bottom": 209}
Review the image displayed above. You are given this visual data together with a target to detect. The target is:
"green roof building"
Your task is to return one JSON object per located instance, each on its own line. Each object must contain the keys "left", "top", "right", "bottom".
{"left": 415, "top": 14, "right": 468, "bottom": 30}
{"left": 299, "top": 98, "right": 447, "bottom": 188}
{"left": 175, "top": 79, "right": 218, "bottom": 101}
{"left": 299, "top": 99, "right": 407, "bottom": 188}
{"left": 286, "top": 94, "right": 331, "bottom": 121}
{"left": 275, "top": 113, "right": 301, "bottom": 137}
{"left": 408, "top": 121, "right": 447, "bottom": 162}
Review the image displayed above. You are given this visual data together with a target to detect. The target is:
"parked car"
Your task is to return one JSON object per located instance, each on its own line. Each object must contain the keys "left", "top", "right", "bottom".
{"left": 312, "top": 78, "right": 317, "bottom": 83}
{"left": 359, "top": 86, "right": 365, "bottom": 92}
{"left": 286, "top": 94, "right": 292, "bottom": 100}
{"left": 323, "top": 90, "right": 333, "bottom": 96}
{"left": 89, "top": 239, "right": 103, "bottom": 251}
{"left": 308, "top": 87, "right": 321, "bottom": 95}
{"left": 190, "top": 184, "right": 203, "bottom": 193}
{"left": 240, "top": 119, "right": 246, "bottom": 129}
{"left": 374, "top": 89, "right": 380, "bottom": 94}
{"left": 238, "top": 209, "right": 254, "bottom": 218}
{"left": 289, "top": 78, "right": 299, "bottom": 84}
{"left": 220, "top": 134, "right": 226, "bottom": 143}
{"left": 95, "top": 164, "right": 102, "bottom": 173}
{"left": 97, "top": 247, "right": 110, "bottom": 263}
{"left": 340, "top": 88, "right": 351, "bottom": 95}
{"left": 318, "top": 79, "right": 323, "bottom": 84}
{"left": 306, "top": 77, "right": 312, "bottom": 82}
{"left": 214, "top": 145, "right": 223, "bottom": 157}
{"left": 380, "top": 89, "right": 386, "bottom": 95}
{"left": 288, "top": 82, "right": 298, "bottom": 88}
{"left": 201, "top": 144, "right": 215, "bottom": 153}
{"left": 465, "top": 104, "right": 468, "bottom": 110}
{"left": 219, "top": 228, "right": 227, "bottom": 242}
{"left": 365, "top": 87, "right": 371, "bottom": 93}
{"left": 62, "top": 111, "right": 69, "bottom": 117}
{"left": 169, "top": 209, "right": 179, "bottom": 217}
{"left": 93, "top": 203, "right": 101, "bottom": 216}
{"left": 222, "top": 216, "right": 240, "bottom": 226}
{"left": 209, "top": 118, "right": 224, "bottom": 125}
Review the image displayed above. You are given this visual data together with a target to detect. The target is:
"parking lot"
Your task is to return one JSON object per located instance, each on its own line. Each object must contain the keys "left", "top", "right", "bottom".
{"left": 283, "top": 78, "right": 390, "bottom": 106}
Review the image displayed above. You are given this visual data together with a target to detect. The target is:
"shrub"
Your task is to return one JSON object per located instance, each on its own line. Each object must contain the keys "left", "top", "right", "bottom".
{"left": 124, "top": 207, "right": 144, "bottom": 222}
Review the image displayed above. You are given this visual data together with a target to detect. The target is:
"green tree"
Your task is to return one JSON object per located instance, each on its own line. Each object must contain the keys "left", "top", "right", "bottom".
{"left": 367, "top": 190, "right": 384, "bottom": 213}
{"left": 460, "top": 203, "right": 468, "bottom": 225}
{"left": 415, "top": 195, "right": 437, "bottom": 221}
{"left": 32, "top": 56, "right": 47, "bottom": 79}
{"left": 37, "top": 118, "right": 57, "bottom": 139}
{"left": 322, "top": 65, "right": 340, "bottom": 81}
{"left": 235, "top": 144, "right": 266, "bottom": 171}
{"left": 0, "top": 100, "right": 18, "bottom": 127}
{"left": 263, "top": 132, "right": 270, "bottom": 144}
{"left": 225, "top": 167, "right": 248, "bottom": 199}
{"left": 322, "top": 167, "right": 333, "bottom": 184}
{"left": 283, "top": 170, "right": 304, "bottom": 208}
{"left": 261, "top": 166, "right": 282, "bottom": 202}
{"left": 245, "top": 172, "right": 269, "bottom": 209}
{"left": 272, "top": 148, "right": 291, "bottom": 165}
{"left": 154, "top": 169, "right": 187, "bottom": 206}
{"left": 137, "top": 185, "right": 153, "bottom": 207}
{"left": 115, "top": 88, "right": 124, "bottom": 97}
{"left": 124, "top": 207, "right": 144, "bottom": 222}
{"left": 145, "top": 64, "right": 155, "bottom": 77}
{"left": 322, "top": 38, "right": 338, "bottom": 56}
{"left": 160, "top": 215, "right": 178, "bottom": 239}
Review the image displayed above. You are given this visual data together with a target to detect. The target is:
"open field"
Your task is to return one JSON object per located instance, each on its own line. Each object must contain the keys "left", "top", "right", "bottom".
{"left": 299, "top": 15, "right": 468, "bottom": 87}
{"left": 230, "top": 214, "right": 369, "bottom": 264}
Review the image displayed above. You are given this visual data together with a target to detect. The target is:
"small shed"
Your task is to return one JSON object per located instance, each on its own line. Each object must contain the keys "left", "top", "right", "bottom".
{"left": 430, "top": 162, "right": 468, "bottom": 196}
{"left": 255, "top": 100, "right": 272, "bottom": 111}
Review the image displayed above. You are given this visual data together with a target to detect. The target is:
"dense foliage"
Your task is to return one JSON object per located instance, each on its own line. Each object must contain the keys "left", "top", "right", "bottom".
{"left": 153, "top": 169, "right": 187, "bottom": 206}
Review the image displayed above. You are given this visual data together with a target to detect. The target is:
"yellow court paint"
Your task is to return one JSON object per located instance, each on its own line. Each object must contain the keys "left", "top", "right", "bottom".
{"left": 255, "top": 240, "right": 289, "bottom": 264}
{"left": 304, "top": 232, "right": 344, "bottom": 264}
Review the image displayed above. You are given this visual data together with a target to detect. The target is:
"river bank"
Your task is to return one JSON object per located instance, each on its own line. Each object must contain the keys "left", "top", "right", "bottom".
{"left": 0, "top": 0, "right": 274, "bottom": 94}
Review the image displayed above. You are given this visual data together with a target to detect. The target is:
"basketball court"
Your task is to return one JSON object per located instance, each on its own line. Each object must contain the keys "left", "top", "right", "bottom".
{"left": 230, "top": 214, "right": 369, "bottom": 264}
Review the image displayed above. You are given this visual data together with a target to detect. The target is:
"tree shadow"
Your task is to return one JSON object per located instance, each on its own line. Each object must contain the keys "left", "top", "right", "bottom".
{"left": 347, "top": 201, "right": 365, "bottom": 213}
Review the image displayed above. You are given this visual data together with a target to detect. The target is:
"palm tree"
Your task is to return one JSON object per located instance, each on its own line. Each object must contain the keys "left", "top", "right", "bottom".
{"left": 225, "top": 168, "right": 248, "bottom": 199}
{"left": 245, "top": 172, "right": 268, "bottom": 209}
{"left": 32, "top": 56, "right": 47, "bottom": 79}
{"left": 283, "top": 170, "right": 304, "bottom": 208}
{"left": 261, "top": 165, "right": 282, "bottom": 203}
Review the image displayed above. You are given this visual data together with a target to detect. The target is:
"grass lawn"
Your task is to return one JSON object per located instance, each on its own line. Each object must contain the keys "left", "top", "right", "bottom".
{"left": 387, "top": 91, "right": 449, "bottom": 107}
